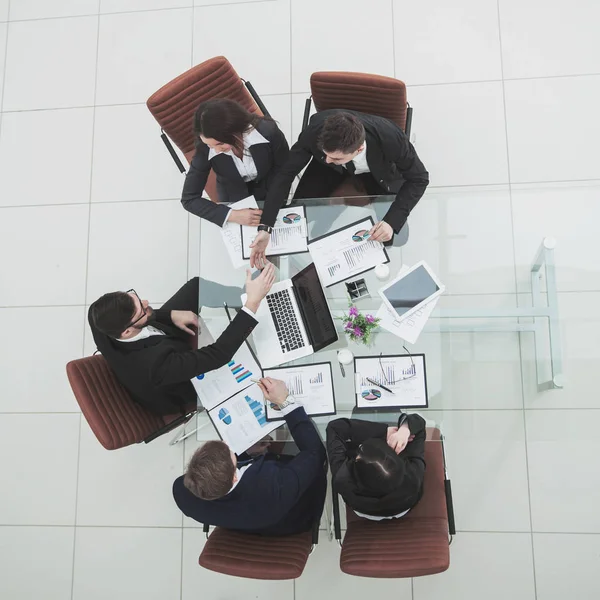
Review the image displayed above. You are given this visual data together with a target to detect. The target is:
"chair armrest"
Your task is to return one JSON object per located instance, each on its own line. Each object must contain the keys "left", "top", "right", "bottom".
{"left": 160, "top": 130, "right": 186, "bottom": 173}
{"left": 405, "top": 104, "right": 413, "bottom": 138}
{"left": 302, "top": 97, "right": 312, "bottom": 131}
{"left": 331, "top": 481, "right": 342, "bottom": 542}
{"left": 445, "top": 479, "right": 456, "bottom": 535}
{"left": 244, "top": 80, "right": 270, "bottom": 117}
{"left": 143, "top": 409, "right": 196, "bottom": 444}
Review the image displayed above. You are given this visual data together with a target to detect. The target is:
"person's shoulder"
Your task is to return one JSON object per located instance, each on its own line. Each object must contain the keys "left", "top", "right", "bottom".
{"left": 257, "top": 117, "right": 281, "bottom": 136}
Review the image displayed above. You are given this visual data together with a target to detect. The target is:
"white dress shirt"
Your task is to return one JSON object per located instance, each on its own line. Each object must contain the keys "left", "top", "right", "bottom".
{"left": 117, "top": 307, "right": 258, "bottom": 343}
{"left": 227, "top": 463, "right": 253, "bottom": 494}
{"left": 350, "top": 141, "right": 370, "bottom": 174}
{"left": 208, "top": 127, "right": 269, "bottom": 183}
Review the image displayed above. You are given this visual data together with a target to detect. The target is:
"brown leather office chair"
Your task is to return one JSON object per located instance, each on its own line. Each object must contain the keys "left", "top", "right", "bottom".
{"left": 146, "top": 56, "right": 269, "bottom": 203}
{"left": 302, "top": 71, "right": 413, "bottom": 198}
{"left": 333, "top": 427, "right": 455, "bottom": 578}
{"left": 66, "top": 355, "right": 197, "bottom": 450}
{"left": 303, "top": 70, "right": 412, "bottom": 135}
{"left": 198, "top": 520, "right": 319, "bottom": 580}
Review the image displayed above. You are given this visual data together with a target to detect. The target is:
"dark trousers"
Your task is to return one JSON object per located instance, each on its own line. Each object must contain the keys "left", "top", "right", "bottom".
{"left": 293, "top": 159, "right": 388, "bottom": 200}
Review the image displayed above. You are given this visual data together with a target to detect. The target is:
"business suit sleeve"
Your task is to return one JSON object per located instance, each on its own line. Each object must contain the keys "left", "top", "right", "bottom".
{"left": 326, "top": 418, "right": 388, "bottom": 478}
{"left": 181, "top": 147, "right": 230, "bottom": 226}
{"left": 270, "top": 407, "right": 326, "bottom": 510}
{"left": 260, "top": 131, "right": 314, "bottom": 228}
{"left": 400, "top": 413, "right": 426, "bottom": 463}
{"left": 150, "top": 310, "right": 257, "bottom": 386}
{"left": 382, "top": 131, "right": 429, "bottom": 233}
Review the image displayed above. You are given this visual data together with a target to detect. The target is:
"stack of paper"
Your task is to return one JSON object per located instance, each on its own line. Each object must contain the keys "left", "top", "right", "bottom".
{"left": 376, "top": 265, "right": 439, "bottom": 344}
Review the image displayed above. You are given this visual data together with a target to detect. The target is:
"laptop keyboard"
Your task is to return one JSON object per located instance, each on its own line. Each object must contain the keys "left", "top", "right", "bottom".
{"left": 266, "top": 290, "right": 307, "bottom": 353}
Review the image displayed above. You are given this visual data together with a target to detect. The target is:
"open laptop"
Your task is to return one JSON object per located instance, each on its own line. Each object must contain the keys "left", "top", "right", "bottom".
{"left": 240, "top": 262, "right": 338, "bottom": 368}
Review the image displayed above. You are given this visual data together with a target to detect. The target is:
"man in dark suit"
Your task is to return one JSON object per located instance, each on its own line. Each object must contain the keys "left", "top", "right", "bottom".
{"left": 173, "top": 377, "right": 327, "bottom": 536}
{"left": 250, "top": 109, "right": 429, "bottom": 267}
{"left": 326, "top": 412, "right": 426, "bottom": 520}
{"left": 88, "top": 264, "right": 276, "bottom": 416}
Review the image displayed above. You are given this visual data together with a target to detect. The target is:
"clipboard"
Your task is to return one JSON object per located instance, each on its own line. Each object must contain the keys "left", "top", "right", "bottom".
{"left": 353, "top": 353, "right": 428, "bottom": 410}
{"left": 241, "top": 206, "right": 309, "bottom": 259}
{"left": 262, "top": 362, "right": 337, "bottom": 421}
{"left": 307, "top": 216, "right": 390, "bottom": 287}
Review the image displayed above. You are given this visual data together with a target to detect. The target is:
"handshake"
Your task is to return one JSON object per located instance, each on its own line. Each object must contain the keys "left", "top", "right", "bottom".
{"left": 243, "top": 262, "right": 276, "bottom": 314}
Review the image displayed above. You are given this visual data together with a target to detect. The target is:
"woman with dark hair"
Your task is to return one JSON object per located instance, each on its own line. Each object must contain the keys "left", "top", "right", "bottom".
{"left": 326, "top": 412, "right": 426, "bottom": 520}
{"left": 181, "top": 98, "right": 289, "bottom": 227}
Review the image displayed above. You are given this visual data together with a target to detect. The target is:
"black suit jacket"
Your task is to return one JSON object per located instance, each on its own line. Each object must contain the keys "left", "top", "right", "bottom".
{"left": 326, "top": 413, "right": 426, "bottom": 517}
{"left": 181, "top": 118, "right": 290, "bottom": 226}
{"left": 173, "top": 407, "right": 327, "bottom": 535}
{"left": 88, "top": 308, "right": 257, "bottom": 416}
{"left": 261, "top": 109, "right": 429, "bottom": 231}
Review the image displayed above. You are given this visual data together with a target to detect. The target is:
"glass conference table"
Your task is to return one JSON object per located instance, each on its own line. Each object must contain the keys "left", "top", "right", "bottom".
{"left": 191, "top": 194, "right": 561, "bottom": 535}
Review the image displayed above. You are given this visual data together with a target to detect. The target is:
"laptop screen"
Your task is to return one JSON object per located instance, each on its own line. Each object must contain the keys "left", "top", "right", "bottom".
{"left": 292, "top": 263, "right": 338, "bottom": 352}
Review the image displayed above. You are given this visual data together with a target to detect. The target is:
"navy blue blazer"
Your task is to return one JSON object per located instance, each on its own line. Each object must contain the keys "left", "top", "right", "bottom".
{"left": 173, "top": 407, "right": 327, "bottom": 536}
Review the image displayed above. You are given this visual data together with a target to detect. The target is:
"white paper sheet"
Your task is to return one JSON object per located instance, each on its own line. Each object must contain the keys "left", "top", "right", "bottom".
{"left": 376, "top": 265, "right": 439, "bottom": 344}
{"left": 308, "top": 218, "right": 388, "bottom": 287}
{"left": 263, "top": 363, "right": 335, "bottom": 420}
{"left": 242, "top": 206, "right": 308, "bottom": 258}
{"left": 208, "top": 384, "right": 282, "bottom": 455}
{"left": 220, "top": 196, "right": 258, "bottom": 269}
{"left": 354, "top": 354, "right": 428, "bottom": 409}
{"left": 191, "top": 342, "right": 261, "bottom": 411}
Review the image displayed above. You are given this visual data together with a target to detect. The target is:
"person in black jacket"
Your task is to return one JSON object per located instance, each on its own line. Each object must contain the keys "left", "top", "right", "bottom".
{"left": 88, "top": 265, "right": 276, "bottom": 416}
{"left": 173, "top": 377, "right": 327, "bottom": 535}
{"left": 326, "top": 412, "right": 426, "bottom": 520}
{"left": 181, "top": 99, "right": 289, "bottom": 227}
{"left": 250, "top": 109, "right": 429, "bottom": 268}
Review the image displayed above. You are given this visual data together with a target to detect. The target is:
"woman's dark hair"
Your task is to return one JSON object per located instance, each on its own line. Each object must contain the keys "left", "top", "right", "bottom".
{"left": 317, "top": 112, "right": 366, "bottom": 154}
{"left": 193, "top": 99, "right": 262, "bottom": 155}
{"left": 89, "top": 292, "right": 135, "bottom": 339}
{"left": 354, "top": 438, "right": 405, "bottom": 496}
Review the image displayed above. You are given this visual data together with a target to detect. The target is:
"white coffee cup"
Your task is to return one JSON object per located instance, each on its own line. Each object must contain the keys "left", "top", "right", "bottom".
{"left": 375, "top": 263, "right": 390, "bottom": 281}
{"left": 337, "top": 349, "right": 354, "bottom": 365}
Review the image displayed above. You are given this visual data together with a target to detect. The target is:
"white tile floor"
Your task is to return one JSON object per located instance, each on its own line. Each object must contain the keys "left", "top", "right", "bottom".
{"left": 0, "top": 1, "right": 599, "bottom": 599}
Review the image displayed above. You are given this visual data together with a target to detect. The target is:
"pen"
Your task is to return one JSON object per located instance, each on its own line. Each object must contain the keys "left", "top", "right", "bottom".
{"left": 339, "top": 363, "right": 345, "bottom": 377}
{"left": 250, "top": 378, "right": 261, "bottom": 383}
{"left": 366, "top": 377, "right": 395, "bottom": 395}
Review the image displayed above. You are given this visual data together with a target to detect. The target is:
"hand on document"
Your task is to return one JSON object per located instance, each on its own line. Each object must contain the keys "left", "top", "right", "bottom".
{"left": 368, "top": 220, "right": 393, "bottom": 243}
{"left": 227, "top": 208, "right": 262, "bottom": 226}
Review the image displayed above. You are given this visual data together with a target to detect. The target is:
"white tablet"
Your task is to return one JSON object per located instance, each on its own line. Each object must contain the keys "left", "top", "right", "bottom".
{"left": 378, "top": 261, "right": 445, "bottom": 322}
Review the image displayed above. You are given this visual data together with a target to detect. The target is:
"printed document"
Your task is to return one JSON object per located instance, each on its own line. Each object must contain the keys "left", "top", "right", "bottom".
{"left": 308, "top": 217, "right": 389, "bottom": 287}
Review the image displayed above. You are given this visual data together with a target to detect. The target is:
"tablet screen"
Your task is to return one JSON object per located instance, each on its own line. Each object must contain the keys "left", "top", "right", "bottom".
{"left": 383, "top": 265, "right": 440, "bottom": 318}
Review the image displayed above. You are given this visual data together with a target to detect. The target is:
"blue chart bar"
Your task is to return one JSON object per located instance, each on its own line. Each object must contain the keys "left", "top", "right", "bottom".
{"left": 245, "top": 395, "right": 267, "bottom": 426}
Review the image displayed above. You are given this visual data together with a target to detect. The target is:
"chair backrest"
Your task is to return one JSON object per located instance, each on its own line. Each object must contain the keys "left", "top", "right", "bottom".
{"left": 66, "top": 355, "right": 164, "bottom": 450}
{"left": 310, "top": 71, "right": 408, "bottom": 131}
{"left": 147, "top": 56, "right": 263, "bottom": 162}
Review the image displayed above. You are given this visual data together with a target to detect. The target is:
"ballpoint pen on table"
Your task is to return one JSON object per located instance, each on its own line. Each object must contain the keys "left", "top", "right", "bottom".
{"left": 339, "top": 363, "right": 345, "bottom": 377}
{"left": 366, "top": 377, "right": 395, "bottom": 395}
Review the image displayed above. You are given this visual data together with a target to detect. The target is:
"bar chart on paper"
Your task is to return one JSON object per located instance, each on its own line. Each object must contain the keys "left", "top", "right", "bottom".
{"left": 229, "top": 359, "right": 253, "bottom": 384}
{"left": 264, "top": 363, "right": 335, "bottom": 418}
{"left": 245, "top": 394, "right": 267, "bottom": 426}
{"left": 355, "top": 355, "right": 428, "bottom": 409}
{"left": 191, "top": 343, "right": 260, "bottom": 411}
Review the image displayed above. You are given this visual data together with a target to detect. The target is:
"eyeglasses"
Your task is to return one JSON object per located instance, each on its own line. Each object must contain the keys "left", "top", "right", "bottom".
{"left": 124, "top": 289, "right": 147, "bottom": 329}
{"left": 378, "top": 346, "right": 416, "bottom": 385}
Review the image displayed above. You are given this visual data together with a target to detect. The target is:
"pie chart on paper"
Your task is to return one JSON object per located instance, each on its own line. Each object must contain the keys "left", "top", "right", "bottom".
{"left": 361, "top": 389, "right": 382, "bottom": 401}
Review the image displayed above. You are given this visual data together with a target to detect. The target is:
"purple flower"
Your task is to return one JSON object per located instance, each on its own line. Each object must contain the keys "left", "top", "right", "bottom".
{"left": 366, "top": 314, "right": 375, "bottom": 324}
{"left": 348, "top": 306, "right": 359, "bottom": 318}
{"left": 353, "top": 326, "right": 364, "bottom": 337}
{"left": 345, "top": 321, "right": 354, "bottom": 330}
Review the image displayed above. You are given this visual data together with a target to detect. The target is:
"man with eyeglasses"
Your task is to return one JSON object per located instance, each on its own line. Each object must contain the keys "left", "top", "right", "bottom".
{"left": 88, "top": 265, "right": 276, "bottom": 416}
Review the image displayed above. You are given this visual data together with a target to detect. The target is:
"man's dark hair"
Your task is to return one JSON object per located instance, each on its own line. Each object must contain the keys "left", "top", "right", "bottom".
{"left": 89, "top": 292, "right": 135, "bottom": 339}
{"left": 354, "top": 438, "right": 405, "bottom": 496}
{"left": 317, "top": 112, "right": 366, "bottom": 154}
{"left": 193, "top": 98, "right": 264, "bottom": 155}
{"left": 184, "top": 440, "right": 236, "bottom": 501}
